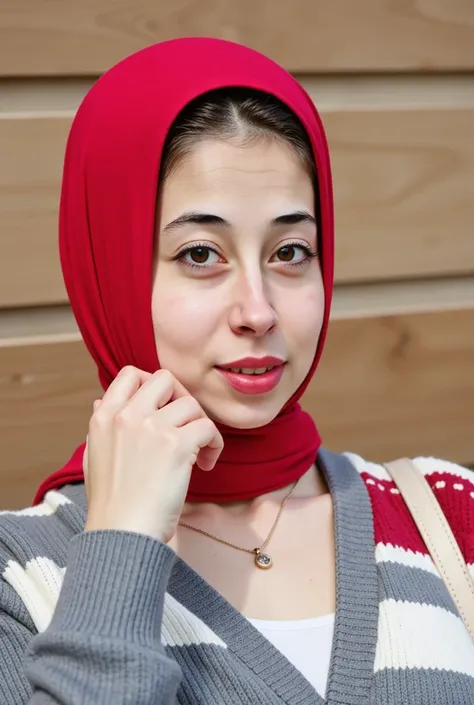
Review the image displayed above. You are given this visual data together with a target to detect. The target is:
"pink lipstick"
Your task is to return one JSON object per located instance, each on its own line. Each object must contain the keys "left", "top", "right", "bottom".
{"left": 215, "top": 356, "right": 285, "bottom": 395}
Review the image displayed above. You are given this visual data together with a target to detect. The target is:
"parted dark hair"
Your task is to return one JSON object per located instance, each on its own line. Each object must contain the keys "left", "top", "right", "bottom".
{"left": 159, "top": 87, "right": 316, "bottom": 183}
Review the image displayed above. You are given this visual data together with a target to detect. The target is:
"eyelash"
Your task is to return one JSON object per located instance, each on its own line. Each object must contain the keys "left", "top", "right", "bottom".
{"left": 173, "top": 241, "right": 318, "bottom": 271}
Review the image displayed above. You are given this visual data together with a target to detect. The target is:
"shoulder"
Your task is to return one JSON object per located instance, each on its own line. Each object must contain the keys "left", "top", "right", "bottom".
{"left": 344, "top": 452, "right": 474, "bottom": 567}
{"left": 0, "top": 489, "right": 85, "bottom": 630}
{"left": 0, "top": 488, "right": 86, "bottom": 566}
{"left": 346, "top": 452, "right": 473, "bottom": 493}
{"left": 0, "top": 489, "right": 85, "bottom": 557}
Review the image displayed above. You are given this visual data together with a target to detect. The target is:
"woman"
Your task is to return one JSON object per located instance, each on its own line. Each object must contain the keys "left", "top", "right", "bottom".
{"left": 0, "top": 37, "right": 472, "bottom": 705}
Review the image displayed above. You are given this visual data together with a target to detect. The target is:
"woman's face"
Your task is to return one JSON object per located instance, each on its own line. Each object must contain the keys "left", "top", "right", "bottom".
{"left": 152, "top": 137, "right": 324, "bottom": 429}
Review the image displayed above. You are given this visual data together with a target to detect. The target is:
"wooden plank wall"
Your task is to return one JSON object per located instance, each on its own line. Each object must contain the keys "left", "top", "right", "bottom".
{"left": 1, "top": 1, "right": 473, "bottom": 509}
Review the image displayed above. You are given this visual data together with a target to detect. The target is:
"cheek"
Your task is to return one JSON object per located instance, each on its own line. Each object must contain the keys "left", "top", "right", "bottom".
{"left": 152, "top": 291, "right": 216, "bottom": 357}
{"left": 280, "top": 285, "right": 325, "bottom": 349}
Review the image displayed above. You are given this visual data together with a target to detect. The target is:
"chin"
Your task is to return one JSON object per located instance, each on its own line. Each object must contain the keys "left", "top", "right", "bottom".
{"left": 201, "top": 398, "right": 283, "bottom": 430}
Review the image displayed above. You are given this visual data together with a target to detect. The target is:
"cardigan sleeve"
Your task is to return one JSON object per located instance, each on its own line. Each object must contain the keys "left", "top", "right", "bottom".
{"left": 0, "top": 530, "right": 182, "bottom": 704}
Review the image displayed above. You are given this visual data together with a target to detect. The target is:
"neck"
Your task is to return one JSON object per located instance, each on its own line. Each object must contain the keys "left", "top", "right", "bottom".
{"left": 180, "top": 463, "right": 328, "bottom": 523}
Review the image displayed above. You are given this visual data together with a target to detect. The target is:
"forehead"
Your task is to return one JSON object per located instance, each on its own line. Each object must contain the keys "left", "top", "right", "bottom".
{"left": 160, "top": 138, "right": 315, "bottom": 214}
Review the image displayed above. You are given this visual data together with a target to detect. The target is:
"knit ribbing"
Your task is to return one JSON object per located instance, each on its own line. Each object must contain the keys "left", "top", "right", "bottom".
{"left": 0, "top": 450, "right": 473, "bottom": 704}
{"left": 318, "top": 450, "right": 379, "bottom": 705}
{"left": 166, "top": 450, "right": 381, "bottom": 705}
{"left": 48, "top": 530, "right": 176, "bottom": 644}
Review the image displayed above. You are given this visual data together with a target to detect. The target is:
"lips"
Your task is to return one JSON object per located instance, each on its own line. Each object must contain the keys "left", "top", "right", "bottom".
{"left": 217, "top": 356, "right": 285, "bottom": 371}
{"left": 227, "top": 366, "right": 275, "bottom": 375}
{"left": 215, "top": 357, "right": 286, "bottom": 395}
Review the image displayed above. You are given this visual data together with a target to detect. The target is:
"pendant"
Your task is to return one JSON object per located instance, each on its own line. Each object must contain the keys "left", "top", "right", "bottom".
{"left": 254, "top": 549, "right": 273, "bottom": 569}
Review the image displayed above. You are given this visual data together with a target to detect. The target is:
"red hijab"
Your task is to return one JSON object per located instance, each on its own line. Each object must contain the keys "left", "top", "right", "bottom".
{"left": 33, "top": 37, "right": 334, "bottom": 505}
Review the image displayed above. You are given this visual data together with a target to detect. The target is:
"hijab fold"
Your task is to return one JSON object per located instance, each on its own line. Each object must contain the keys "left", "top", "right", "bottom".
{"left": 33, "top": 37, "right": 334, "bottom": 506}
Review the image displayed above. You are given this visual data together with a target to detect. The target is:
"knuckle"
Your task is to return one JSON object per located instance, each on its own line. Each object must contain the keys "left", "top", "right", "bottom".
{"left": 158, "top": 428, "right": 180, "bottom": 451}
{"left": 113, "top": 409, "right": 134, "bottom": 428}
{"left": 89, "top": 409, "right": 107, "bottom": 431}
{"left": 141, "top": 415, "right": 157, "bottom": 435}
{"left": 183, "top": 396, "right": 201, "bottom": 415}
{"left": 155, "top": 368, "right": 173, "bottom": 385}
{"left": 202, "top": 417, "right": 216, "bottom": 434}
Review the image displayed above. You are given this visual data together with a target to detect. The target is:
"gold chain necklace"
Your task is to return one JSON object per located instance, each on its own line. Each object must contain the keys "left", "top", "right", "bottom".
{"left": 178, "top": 479, "right": 300, "bottom": 569}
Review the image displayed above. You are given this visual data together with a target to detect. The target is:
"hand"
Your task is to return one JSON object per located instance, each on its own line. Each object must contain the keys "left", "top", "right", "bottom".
{"left": 83, "top": 366, "right": 223, "bottom": 543}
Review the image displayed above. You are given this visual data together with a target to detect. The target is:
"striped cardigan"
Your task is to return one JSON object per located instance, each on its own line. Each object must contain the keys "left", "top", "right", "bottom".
{"left": 0, "top": 449, "right": 473, "bottom": 704}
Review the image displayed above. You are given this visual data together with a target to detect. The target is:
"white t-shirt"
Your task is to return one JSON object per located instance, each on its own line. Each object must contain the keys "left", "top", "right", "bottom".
{"left": 247, "top": 613, "right": 335, "bottom": 698}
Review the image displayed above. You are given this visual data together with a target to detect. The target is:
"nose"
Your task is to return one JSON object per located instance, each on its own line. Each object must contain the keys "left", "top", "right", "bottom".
{"left": 228, "top": 272, "right": 278, "bottom": 337}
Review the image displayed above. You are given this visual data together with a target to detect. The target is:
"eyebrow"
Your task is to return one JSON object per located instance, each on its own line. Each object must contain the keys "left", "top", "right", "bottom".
{"left": 161, "top": 210, "right": 316, "bottom": 234}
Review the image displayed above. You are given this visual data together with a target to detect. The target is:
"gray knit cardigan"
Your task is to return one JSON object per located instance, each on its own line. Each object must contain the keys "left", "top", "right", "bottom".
{"left": 0, "top": 449, "right": 473, "bottom": 704}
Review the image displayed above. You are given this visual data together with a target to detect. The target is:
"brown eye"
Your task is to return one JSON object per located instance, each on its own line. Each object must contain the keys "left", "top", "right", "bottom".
{"left": 277, "top": 246, "right": 296, "bottom": 262}
{"left": 190, "top": 247, "right": 210, "bottom": 264}
{"left": 176, "top": 244, "right": 223, "bottom": 269}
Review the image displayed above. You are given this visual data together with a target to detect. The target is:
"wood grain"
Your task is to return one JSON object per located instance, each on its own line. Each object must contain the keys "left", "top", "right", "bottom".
{"left": 305, "top": 307, "right": 474, "bottom": 465}
{"left": 1, "top": 0, "right": 474, "bottom": 75}
{"left": 0, "top": 336, "right": 100, "bottom": 510}
{"left": 1, "top": 304, "right": 472, "bottom": 509}
{"left": 1, "top": 100, "right": 473, "bottom": 306}
{"left": 0, "top": 116, "right": 68, "bottom": 307}
{"left": 325, "top": 106, "right": 474, "bottom": 283}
